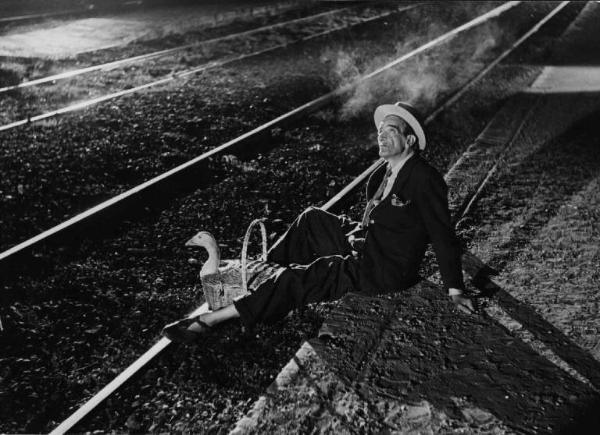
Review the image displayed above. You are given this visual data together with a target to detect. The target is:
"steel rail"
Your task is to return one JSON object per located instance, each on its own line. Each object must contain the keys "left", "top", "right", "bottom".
{"left": 0, "top": 1, "right": 512, "bottom": 263}
{"left": 0, "top": 0, "right": 510, "bottom": 264}
{"left": 322, "top": 0, "right": 569, "bottom": 212}
{"left": 0, "top": 5, "right": 413, "bottom": 133}
{"left": 0, "top": 5, "right": 417, "bottom": 267}
{"left": 47, "top": 4, "right": 523, "bottom": 433}
{"left": 0, "top": 8, "right": 92, "bottom": 24}
{"left": 0, "top": 1, "right": 152, "bottom": 23}
{"left": 0, "top": 1, "right": 300, "bottom": 25}
{"left": 424, "top": 1, "right": 570, "bottom": 124}
{"left": 49, "top": 303, "right": 210, "bottom": 435}
{"left": 0, "top": 6, "right": 353, "bottom": 94}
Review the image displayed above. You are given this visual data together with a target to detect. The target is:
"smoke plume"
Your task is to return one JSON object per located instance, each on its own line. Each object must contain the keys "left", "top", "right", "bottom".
{"left": 323, "top": 5, "right": 509, "bottom": 122}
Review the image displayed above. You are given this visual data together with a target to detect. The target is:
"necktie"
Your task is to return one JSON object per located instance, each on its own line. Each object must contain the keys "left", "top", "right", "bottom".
{"left": 361, "top": 166, "right": 392, "bottom": 228}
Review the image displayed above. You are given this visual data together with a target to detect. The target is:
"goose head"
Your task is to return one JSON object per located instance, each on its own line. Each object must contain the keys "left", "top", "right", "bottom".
{"left": 185, "top": 231, "right": 217, "bottom": 248}
{"left": 185, "top": 231, "right": 220, "bottom": 276}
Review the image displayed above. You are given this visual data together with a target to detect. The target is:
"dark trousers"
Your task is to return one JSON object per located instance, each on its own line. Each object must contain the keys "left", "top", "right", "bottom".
{"left": 233, "top": 207, "right": 362, "bottom": 328}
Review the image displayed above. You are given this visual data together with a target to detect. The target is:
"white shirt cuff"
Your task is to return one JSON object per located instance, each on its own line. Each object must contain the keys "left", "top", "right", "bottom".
{"left": 448, "top": 288, "right": 463, "bottom": 296}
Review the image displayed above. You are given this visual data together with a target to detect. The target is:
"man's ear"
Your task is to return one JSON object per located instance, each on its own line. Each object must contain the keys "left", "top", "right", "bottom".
{"left": 406, "top": 134, "right": 417, "bottom": 148}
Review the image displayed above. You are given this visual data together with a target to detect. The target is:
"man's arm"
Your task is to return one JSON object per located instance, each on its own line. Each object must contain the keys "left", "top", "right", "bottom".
{"left": 414, "top": 169, "right": 464, "bottom": 291}
{"left": 414, "top": 169, "right": 476, "bottom": 313}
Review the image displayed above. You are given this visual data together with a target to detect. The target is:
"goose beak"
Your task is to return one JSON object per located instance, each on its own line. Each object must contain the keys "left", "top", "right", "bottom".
{"left": 185, "top": 235, "right": 201, "bottom": 247}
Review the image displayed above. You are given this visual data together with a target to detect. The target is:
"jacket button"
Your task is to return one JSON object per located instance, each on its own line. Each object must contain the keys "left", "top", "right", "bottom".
{"left": 369, "top": 219, "right": 375, "bottom": 224}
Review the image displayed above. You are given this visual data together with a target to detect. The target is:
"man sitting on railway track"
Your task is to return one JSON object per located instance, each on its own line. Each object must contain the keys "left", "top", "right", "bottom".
{"left": 163, "top": 102, "right": 476, "bottom": 343}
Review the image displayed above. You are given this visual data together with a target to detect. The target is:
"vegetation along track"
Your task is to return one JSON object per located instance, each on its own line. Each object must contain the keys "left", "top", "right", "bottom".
{"left": 0, "top": 2, "right": 586, "bottom": 433}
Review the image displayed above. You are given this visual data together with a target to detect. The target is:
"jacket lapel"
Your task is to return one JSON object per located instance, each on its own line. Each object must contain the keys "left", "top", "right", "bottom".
{"left": 387, "top": 154, "right": 419, "bottom": 197}
{"left": 365, "top": 154, "right": 419, "bottom": 204}
{"left": 369, "top": 154, "right": 418, "bottom": 215}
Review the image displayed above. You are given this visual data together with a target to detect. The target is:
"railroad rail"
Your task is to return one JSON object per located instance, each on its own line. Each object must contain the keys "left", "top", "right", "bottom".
{"left": 0, "top": 6, "right": 353, "bottom": 94}
{"left": 323, "top": 0, "right": 570, "bottom": 210}
{"left": 0, "top": 0, "right": 302, "bottom": 26}
{"left": 0, "top": 7, "right": 95, "bottom": 24}
{"left": 0, "top": 4, "right": 414, "bottom": 132}
{"left": 46, "top": 3, "right": 580, "bottom": 432}
{"left": 0, "top": 2, "right": 422, "bottom": 270}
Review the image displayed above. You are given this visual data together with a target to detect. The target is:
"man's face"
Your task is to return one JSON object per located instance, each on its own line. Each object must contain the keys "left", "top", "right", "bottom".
{"left": 377, "top": 115, "right": 409, "bottom": 159}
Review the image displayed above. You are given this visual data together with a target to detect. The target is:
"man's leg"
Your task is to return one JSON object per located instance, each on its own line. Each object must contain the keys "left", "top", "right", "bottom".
{"left": 232, "top": 255, "right": 360, "bottom": 329}
{"left": 197, "top": 304, "right": 239, "bottom": 327}
{"left": 268, "top": 206, "right": 357, "bottom": 265}
{"left": 169, "top": 255, "right": 359, "bottom": 339}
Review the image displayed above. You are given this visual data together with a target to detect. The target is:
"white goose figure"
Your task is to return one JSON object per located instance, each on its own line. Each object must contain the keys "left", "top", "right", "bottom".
{"left": 163, "top": 225, "right": 273, "bottom": 343}
{"left": 185, "top": 223, "right": 274, "bottom": 311}
{"left": 185, "top": 231, "right": 221, "bottom": 277}
{"left": 185, "top": 231, "right": 248, "bottom": 311}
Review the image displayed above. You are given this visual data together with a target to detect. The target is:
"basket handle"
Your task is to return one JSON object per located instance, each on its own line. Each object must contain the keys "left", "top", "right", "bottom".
{"left": 241, "top": 218, "right": 268, "bottom": 292}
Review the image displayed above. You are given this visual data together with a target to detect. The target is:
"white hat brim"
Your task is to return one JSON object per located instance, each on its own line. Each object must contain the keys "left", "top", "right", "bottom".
{"left": 374, "top": 104, "right": 426, "bottom": 150}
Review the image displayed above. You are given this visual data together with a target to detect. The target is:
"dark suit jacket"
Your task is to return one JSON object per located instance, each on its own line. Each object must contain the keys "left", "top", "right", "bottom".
{"left": 359, "top": 154, "right": 464, "bottom": 293}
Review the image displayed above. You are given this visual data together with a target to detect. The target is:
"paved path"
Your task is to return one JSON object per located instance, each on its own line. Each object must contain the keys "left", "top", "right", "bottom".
{"left": 0, "top": 1, "right": 300, "bottom": 58}
{"left": 231, "top": 3, "right": 600, "bottom": 434}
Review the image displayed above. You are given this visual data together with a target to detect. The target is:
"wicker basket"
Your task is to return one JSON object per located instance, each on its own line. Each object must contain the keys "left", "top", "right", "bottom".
{"left": 201, "top": 219, "right": 279, "bottom": 310}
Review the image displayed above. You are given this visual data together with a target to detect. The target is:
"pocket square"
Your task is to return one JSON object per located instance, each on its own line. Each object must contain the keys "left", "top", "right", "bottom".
{"left": 391, "top": 194, "right": 411, "bottom": 207}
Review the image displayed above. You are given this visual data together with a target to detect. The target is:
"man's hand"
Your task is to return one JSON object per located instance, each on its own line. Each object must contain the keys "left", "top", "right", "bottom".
{"left": 451, "top": 294, "right": 477, "bottom": 314}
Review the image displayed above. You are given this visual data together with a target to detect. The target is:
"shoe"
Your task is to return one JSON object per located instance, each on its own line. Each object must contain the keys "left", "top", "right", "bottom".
{"left": 162, "top": 316, "right": 211, "bottom": 344}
